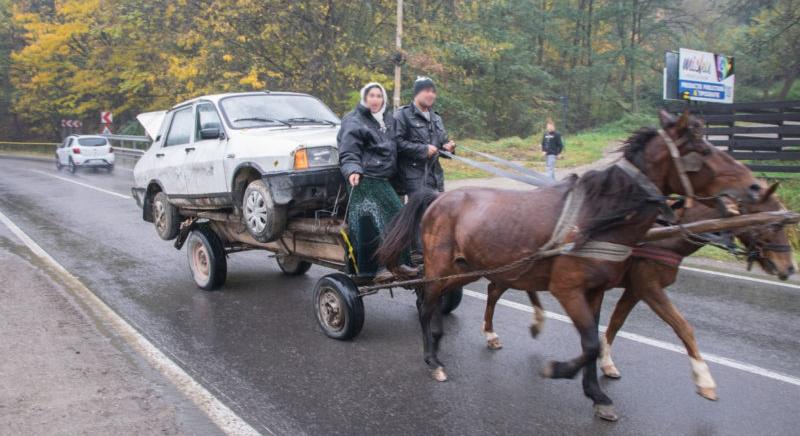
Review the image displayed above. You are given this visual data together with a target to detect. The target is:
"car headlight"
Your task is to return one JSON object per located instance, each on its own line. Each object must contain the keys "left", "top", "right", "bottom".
{"left": 293, "top": 146, "right": 338, "bottom": 170}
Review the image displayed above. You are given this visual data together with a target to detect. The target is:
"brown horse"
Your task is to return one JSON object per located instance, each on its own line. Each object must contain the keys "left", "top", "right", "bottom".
{"left": 479, "top": 184, "right": 794, "bottom": 403}
{"left": 599, "top": 185, "right": 795, "bottom": 399}
{"left": 377, "top": 110, "right": 762, "bottom": 421}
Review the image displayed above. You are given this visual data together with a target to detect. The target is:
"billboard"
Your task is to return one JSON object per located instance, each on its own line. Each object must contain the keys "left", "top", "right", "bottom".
{"left": 677, "top": 48, "right": 735, "bottom": 103}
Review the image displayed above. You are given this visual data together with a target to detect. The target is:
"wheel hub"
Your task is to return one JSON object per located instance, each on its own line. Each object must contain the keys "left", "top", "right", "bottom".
{"left": 319, "top": 288, "right": 344, "bottom": 330}
{"left": 154, "top": 201, "right": 166, "bottom": 232}
{"left": 191, "top": 241, "right": 210, "bottom": 282}
{"left": 245, "top": 190, "right": 268, "bottom": 233}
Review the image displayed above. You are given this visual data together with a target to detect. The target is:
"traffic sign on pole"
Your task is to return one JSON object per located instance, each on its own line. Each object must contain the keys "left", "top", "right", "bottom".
{"left": 101, "top": 111, "right": 113, "bottom": 124}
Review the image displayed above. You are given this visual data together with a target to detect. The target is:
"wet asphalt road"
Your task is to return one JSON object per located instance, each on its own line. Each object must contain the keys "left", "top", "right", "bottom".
{"left": 1, "top": 156, "right": 800, "bottom": 435}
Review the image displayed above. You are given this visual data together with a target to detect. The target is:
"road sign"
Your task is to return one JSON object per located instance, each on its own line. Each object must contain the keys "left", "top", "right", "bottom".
{"left": 101, "top": 111, "right": 113, "bottom": 124}
{"left": 677, "top": 48, "right": 735, "bottom": 103}
{"left": 61, "top": 119, "right": 82, "bottom": 128}
{"left": 101, "top": 125, "right": 112, "bottom": 135}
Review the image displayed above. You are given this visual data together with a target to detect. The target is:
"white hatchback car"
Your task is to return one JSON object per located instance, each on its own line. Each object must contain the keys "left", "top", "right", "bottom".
{"left": 132, "top": 91, "right": 342, "bottom": 242}
{"left": 56, "top": 135, "right": 115, "bottom": 173}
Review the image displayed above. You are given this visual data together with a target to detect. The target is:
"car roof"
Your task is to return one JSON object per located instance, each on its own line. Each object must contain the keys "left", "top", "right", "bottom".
{"left": 170, "top": 91, "right": 311, "bottom": 110}
{"left": 68, "top": 135, "right": 108, "bottom": 140}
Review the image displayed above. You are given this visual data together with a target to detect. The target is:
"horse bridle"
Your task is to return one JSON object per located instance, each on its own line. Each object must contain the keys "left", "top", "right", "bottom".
{"left": 657, "top": 128, "right": 697, "bottom": 208}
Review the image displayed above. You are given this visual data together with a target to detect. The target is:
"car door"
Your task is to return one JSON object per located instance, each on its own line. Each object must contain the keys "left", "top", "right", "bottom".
{"left": 183, "top": 102, "right": 229, "bottom": 201}
{"left": 154, "top": 107, "right": 193, "bottom": 196}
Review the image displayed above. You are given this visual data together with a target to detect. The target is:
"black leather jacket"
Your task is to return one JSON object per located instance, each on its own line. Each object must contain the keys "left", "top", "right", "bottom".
{"left": 393, "top": 104, "right": 450, "bottom": 193}
{"left": 337, "top": 104, "right": 397, "bottom": 180}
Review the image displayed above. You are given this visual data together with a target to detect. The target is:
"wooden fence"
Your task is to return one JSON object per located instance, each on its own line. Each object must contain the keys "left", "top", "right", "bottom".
{"left": 668, "top": 100, "right": 800, "bottom": 173}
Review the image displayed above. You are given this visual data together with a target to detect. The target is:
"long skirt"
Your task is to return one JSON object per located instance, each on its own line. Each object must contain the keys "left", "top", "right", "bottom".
{"left": 346, "top": 177, "right": 404, "bottom": 276}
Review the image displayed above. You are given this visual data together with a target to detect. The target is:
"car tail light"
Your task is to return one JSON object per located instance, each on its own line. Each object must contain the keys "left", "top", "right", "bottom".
{"left": 72, "top": 147, "right": 80, "bottom": 154}
{"left": 109, "top": 146, "right": 114, "bottom": 153}
{"left": 293, "top": 149, "right": 309, "bottom": 169}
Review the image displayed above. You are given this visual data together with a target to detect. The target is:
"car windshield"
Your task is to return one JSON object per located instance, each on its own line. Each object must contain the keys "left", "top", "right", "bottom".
{"left": 220, "top": 94, "right": 340, "bottom": 129}
{"left": 77, "top": 137, "right": 108, "bottom": 146}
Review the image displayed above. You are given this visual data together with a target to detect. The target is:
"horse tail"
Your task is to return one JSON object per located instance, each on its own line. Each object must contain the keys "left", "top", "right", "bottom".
{"left": 376, "top": 188, "right": 440, "bottom": 268}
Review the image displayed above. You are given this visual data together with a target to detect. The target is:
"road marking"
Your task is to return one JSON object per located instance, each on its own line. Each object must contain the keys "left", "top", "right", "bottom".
{"left": 462, "top": 288, "right": 800, "bottom": 387}
{"left": 0, "top": 209, "right": 264, "bottom": 436}
{"left": 679, "top": 265, "right": 800, "bottom": 290}
{"left": 29, "top": 169, "right": 131, "bottom": 199}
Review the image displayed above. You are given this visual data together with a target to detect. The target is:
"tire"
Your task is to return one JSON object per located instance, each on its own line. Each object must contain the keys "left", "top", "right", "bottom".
{"left": 441, "top": 287, "right": 463, "bottom": 315}
{"left": 276, "top": 255, "right": 312, "bottom": 276}
{"left": 55, "top": 156, "right": 63, "bottom": 171}
{"left": 186, "top": 224, "right": 227, "bottom": 291}
{"left": 107, "top": 165, "right": 114, "bottom": 173}
{"left": 68, "top": 158, "right": 76, "bottom": 174}
{"left": 152, "top": 191, "right": 181, "bottom": 240}
{"left": 242, "top": 180, "right": 287, "bottom": 243}
{"left": 313, "top": 273, "right": 364, "bottom": 340}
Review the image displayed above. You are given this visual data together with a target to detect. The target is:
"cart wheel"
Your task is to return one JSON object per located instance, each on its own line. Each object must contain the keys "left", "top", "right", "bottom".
{"left": 276, "top": 255, "right": 312, "bottom": 276}
{"left": 313, "top": 273, "right": 364, "bottom": 340}
{"left": 186, "top": 224, "right": 227, "bottom": 291}
{"left": 441, "top": 287, "right": 463, "bottom": 315}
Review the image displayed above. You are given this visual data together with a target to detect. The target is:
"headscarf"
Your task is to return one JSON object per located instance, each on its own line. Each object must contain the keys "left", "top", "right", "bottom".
{"left": 359, "top": 82, "right": 388, "bottom": 131}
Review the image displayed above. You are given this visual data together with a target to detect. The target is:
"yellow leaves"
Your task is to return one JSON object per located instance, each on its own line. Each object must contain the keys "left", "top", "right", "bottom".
{"left": 239, "top": 68, "right": 265, "bottom": 89}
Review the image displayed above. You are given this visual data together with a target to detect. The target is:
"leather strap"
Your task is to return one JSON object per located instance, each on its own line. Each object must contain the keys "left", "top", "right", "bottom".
{"left": 658, "top": 128, "right": 695, "bottom": 208}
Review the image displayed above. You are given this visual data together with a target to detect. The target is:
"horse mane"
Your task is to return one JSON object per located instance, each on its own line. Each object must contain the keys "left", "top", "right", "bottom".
{"left": 577, "top": 128, "right": 661, "bottom": 243}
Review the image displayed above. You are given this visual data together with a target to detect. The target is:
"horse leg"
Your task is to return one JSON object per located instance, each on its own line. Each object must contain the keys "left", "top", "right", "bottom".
{"left": 482, "top": 282, "right": 506, "bottom": 350}
{"left": 640, "top": 286, "right": 717, "bottom": 400}
{"left": 418, "top": 284, "right": 448, "bottom": 382}
{"left": 527, "top": 290, "right": 546, "bottom": 338}
{"left": 581, "top": 289, "right": 618, "bottom": 421}
{"left": 541, "top": 290, "right": 600, "bottom": 381}
{"left": 600, "top": 288, "right": 641, "bottom": 379}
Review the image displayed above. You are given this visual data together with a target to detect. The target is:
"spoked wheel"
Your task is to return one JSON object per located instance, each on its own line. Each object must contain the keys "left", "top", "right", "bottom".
{"left": 186, "top": 224, "right": 227, "bottom": 291}
{"left": 313, "top": 273, "right": 364, "bottom": 340}
{"left": 276, "top": 255, "right": 312, "bottom": 276}
{"left": 441, "top": 287, "right": 463, "bottom": 315}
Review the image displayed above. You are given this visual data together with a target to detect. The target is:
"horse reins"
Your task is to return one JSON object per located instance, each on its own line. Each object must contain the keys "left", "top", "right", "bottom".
{"left": 657, "top": 128, "right": 696, "bottom": 208}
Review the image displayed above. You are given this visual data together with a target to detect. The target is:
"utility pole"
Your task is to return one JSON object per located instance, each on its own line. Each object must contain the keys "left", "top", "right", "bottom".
{"left": 393, "top": 0, "right": 403, "bottom": 111}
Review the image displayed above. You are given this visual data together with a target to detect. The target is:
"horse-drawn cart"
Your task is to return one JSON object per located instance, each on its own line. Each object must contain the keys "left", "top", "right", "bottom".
{"left": 172, "top": 211, "right": 463, "bottom": 340}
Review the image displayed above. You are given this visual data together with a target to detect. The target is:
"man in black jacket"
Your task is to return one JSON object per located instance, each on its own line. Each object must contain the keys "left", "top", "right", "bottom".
{"left": 394, "top": 76, "right": 455, "bottom": 194}
{"left": 541, "top": 119, "right": 564, "bottom": 181}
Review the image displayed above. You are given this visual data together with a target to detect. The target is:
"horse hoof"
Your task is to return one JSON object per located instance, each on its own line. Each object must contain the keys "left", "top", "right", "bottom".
{"left": 432, "top": 366, "right": 448, "bottom": 382}
{"left": 529, "top": 324, "right": 540, "bottom": 338}
{"left": 539, "top": 362, "right": 554, "bottom": 378}
{"left": 487, "top": 337, "right": 503, "bottom": 350}
{"left": 594, "top": 404, "right": 619, "bottom": 422}
{"left": 601, "top": 364, "right": 621, "bottom": 379}
{"left": 697, "top": 387, "right": 718, "bottom": 401}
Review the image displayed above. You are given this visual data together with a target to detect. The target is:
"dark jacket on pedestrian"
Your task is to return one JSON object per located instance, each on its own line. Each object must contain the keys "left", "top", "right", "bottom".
{"left": 542, "top": 131, "right": 564, "bottom": 155}
{"left": 337, "top": 103, "right": 397, "bottom": 180}
{"left": 394, "top": 103, "right": 450, "bottom": 193}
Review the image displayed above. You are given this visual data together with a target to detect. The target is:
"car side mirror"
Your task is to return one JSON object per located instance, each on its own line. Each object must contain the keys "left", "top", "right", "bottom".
{"left": 200, "top": 127, "right": 221, "bottom": 140}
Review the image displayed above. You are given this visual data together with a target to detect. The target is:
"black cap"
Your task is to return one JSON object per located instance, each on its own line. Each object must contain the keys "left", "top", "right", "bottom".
{"left": 413, "top": 76, "right": 436, "bottom": 96}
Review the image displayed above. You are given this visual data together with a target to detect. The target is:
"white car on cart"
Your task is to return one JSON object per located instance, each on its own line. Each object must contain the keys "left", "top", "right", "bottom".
{"left": 132, "top": 91, "right": 342, "bottom": 244}
{"left": 56, "top": 135, "right": 115, "bottom": 173}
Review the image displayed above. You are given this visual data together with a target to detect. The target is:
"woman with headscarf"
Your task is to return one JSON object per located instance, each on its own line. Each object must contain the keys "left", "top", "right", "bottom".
{"left": 338, "top": 82, "right": 412, "bottom": 281}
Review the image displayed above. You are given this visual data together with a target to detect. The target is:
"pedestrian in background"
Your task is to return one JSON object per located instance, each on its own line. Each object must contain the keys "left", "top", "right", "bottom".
{"left": 541, "top": 119, "right": 564, "bottom": 181}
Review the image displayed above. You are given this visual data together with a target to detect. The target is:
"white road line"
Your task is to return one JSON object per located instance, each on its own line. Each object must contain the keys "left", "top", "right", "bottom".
{"left": 462, "top": 288, "right": 800, "bottom": 387}
{"left": 679, "top": 265, "right": 800, "bottom": 290}
{"left": 0, "top": 209, "right": 264, "bottom": 436}
{"left": 29, "top": 169, "right": 131, "bottom": 199}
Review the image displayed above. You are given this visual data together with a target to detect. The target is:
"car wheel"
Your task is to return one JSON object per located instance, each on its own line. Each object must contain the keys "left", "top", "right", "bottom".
{"left": 243, "top": 180, "right": 287, "bottom": 243}
{"left": 55, "top": 156, "right": 63, "bottom": 171}
{"left": 186, "top": 224, "right": 227, "bottom": 291}
{"left": 107, "top": 165, "right": 114, "bottom": 173}
{"left": 152, "top": 191, "right": 181, "bottom": 240}
{"left": 68, "top": 158, "right": 76, "bottom": 174}
{"left": 276, "top": 255, "right": 312, "bottom": 276}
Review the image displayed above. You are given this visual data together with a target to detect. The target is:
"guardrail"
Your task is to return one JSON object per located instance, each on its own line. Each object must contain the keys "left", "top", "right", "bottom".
{"left": 0, "top": 141, "right": 58, "bottom": 155}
